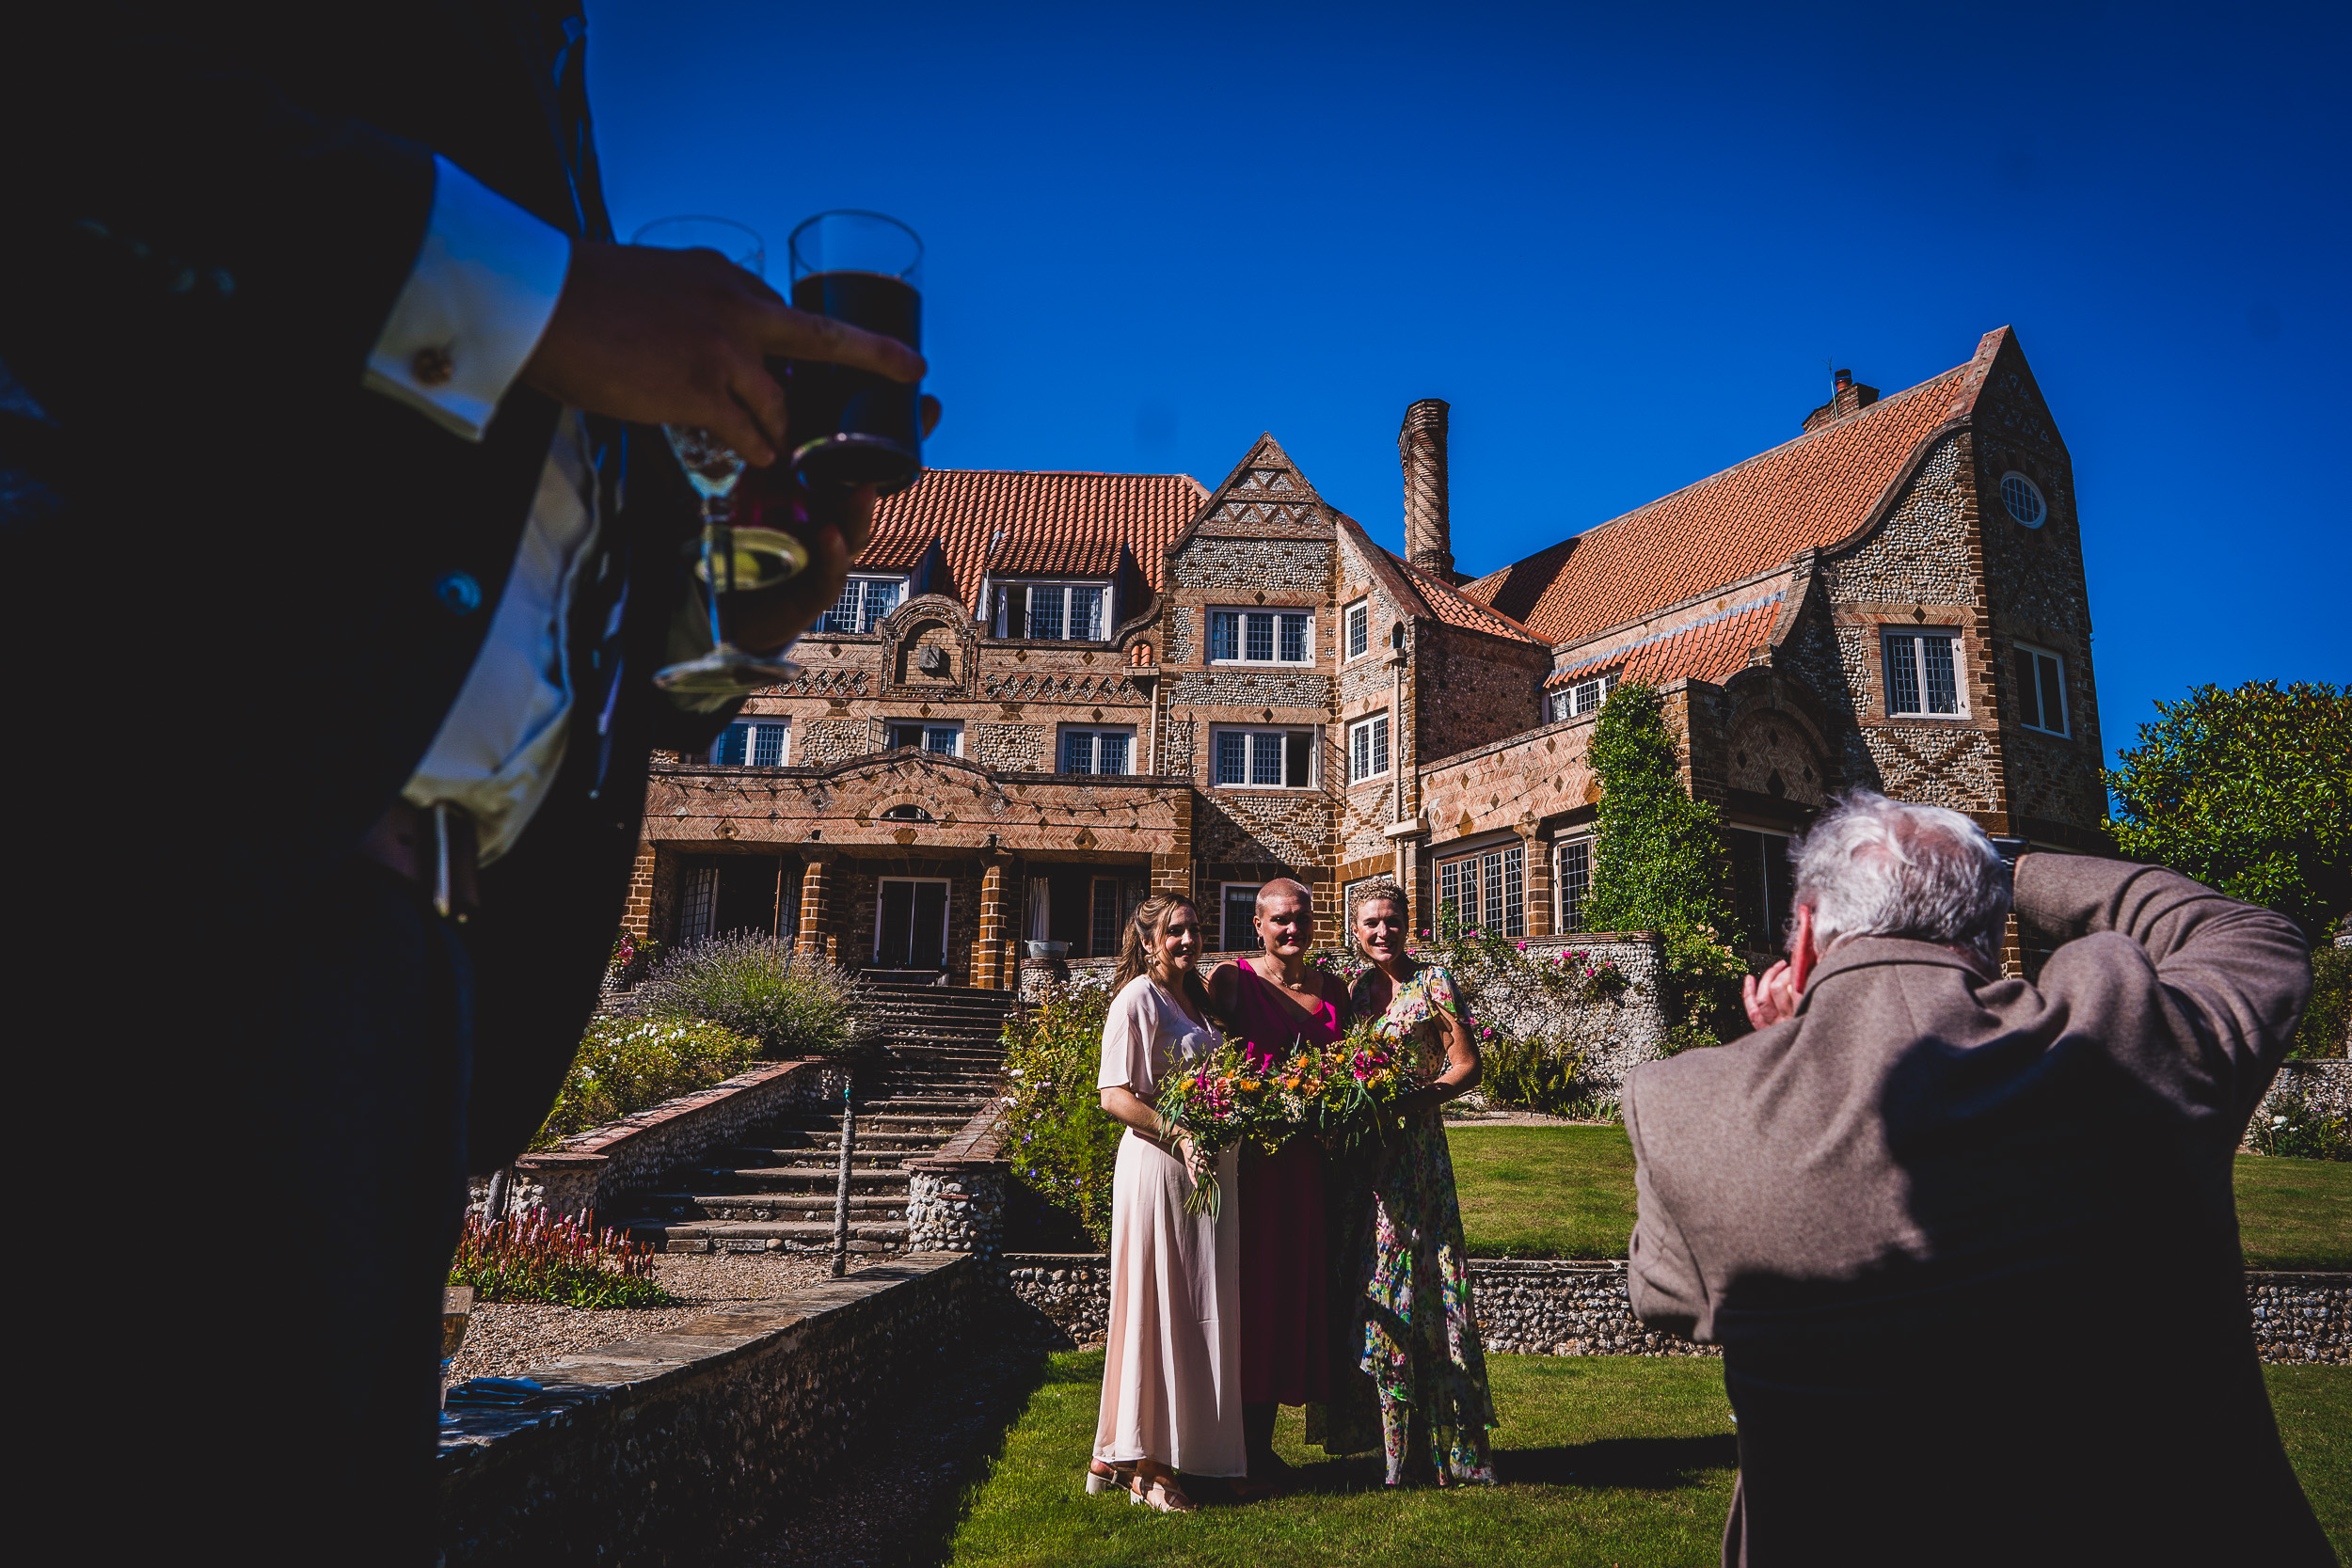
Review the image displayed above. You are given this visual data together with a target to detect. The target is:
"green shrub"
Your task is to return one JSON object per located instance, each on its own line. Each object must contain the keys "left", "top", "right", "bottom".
{"left": 531, "top": 1015, "right": 761, "bottom": 1149}
{"left": 1480, "top": 1031, "right": 1597, "bottom": 1117}
{"left": 1002, "top": 983, "right": 1123, "bottom": 1248}
{"left": 2248, "top": 1086, "right": 2352, "bottom": 1162}
{"left": 626, "top": 933, "right": 871, "bottom": 1056}
{"left": 2295, "top": 942, "right": 2351, "bottom": 1059}
{"left": 449, "top": 1208, "right": 675, "bottom": 1307}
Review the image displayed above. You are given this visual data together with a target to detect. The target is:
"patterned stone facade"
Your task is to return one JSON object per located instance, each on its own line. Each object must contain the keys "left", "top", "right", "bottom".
{"left": 630, "top": 326, "right": 2109, "bottom": 1007}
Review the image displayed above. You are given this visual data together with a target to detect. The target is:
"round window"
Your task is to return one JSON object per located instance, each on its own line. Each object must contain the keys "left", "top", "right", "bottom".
{"left": 2000, "top": 472, "right": 2047, "bottom": 529}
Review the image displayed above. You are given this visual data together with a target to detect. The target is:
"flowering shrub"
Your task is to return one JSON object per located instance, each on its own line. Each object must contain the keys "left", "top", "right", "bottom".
{"left": 626, "top": 933, "right": 871, "bottom": 1056}
{"left": 531, "top": 1015, "right": 761, "bottom": 1149}
{"left": 1001, "top": 980, "right": 1122, "bottom": 1247}
{"left": 607, "top": 929, "right": 664, "bottom": 988}
{"left": 449, "top": 1207, "right": 674, "bottom": 1308}
{"left": 2248, "top": 1086, "right": 2351, "bottom": 1162}
{"left": 2294, "top": 942, "right": 2350, "bottom": 1059}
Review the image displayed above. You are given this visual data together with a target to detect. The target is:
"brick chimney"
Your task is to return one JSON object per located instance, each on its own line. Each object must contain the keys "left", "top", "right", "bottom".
{"left": 1802, "top": 367, "right": 1881, "bottom": 433}
{"left": 1400, "top": 398, "right": 1455, "bottom": 580}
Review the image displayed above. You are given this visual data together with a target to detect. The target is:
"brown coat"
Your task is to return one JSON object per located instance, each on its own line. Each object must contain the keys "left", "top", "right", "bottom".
{"left": 1622, "top": 855, "right": 2330, "bottom": 1566}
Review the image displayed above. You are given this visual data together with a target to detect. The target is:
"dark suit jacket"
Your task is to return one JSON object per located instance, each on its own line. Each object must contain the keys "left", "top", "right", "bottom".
{"left": 1623, "top": 856, "right": 2330, "bottom": 1566}
{"left": 1, "top": 3, "right": 727, "bottom": 1166}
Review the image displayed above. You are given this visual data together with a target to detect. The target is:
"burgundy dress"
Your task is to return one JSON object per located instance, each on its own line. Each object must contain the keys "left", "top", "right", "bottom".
{"left": 1229, "top": 964, "right": 1340, "bottom": 1406}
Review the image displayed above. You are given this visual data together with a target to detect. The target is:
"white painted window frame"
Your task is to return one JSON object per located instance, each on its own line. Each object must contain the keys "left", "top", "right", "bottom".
{"left": 708, "top": 717, "right": 793, "bottom": 767}
{"left": 1346, "top": 711, "right": 1391, "bottom": 783}
{"left": 1882, "top": 627, "right": 1968, "bottom": 719}
{"left": 1058, "top": 725, "right": 1136, "bottom": 775}
{"left": 1218, "top": 880, "right": 1263, "bottom": 952}
{"left": 1207, "top": 606, "right": 1315, "bottom": 666}
{"left": 885, "top": 721, "right": 964, "bottom": 757}
{"left": 1343, "top": 598, "right": 1372, "bottom": 662}
{"left": 2014, "top": 641, "right": 2069, "bottom": 736}
{"left": 993, "top": 579, "right": 1113, "bottom": 641}
{"left": 1209, "top": 724, "right": 1318, "bottom": 789}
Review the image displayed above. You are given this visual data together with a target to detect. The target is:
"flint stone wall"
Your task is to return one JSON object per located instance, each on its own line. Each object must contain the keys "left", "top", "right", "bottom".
{"left": 437, "top": 1254, "right": 977, "bottom": 1565}
{"left": 906, "top": 1100, "right": 1011, "bottom": 1262}
{"left": 2262, "top": 1058, "right": 2351, "bottom": 1125}
{"left": 1444, "top": 935, "right": 1668, "bottom": 1091}
{"left": 992, "top": 1253, "right": 2344, "bottom": 1367}
{"left": 469, "top": 1058, "right": 855, "bottom": 1225}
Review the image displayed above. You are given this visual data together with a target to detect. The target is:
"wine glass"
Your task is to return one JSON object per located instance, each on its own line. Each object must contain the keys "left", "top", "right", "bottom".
{"left": 631, "top": 216, "right": 808, "bottom": 694}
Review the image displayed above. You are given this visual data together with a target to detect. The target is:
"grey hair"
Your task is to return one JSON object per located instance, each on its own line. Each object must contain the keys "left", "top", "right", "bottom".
{"left": 1255, "top": 878, "right": 1313, "bottom": 914}
{"left": 1787, "top": 789, "right": 2010, "bottom": 965}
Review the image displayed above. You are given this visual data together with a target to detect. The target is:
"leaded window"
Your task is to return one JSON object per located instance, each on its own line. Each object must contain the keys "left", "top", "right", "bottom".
{"left": 1883, "top": 630, "right": 1964, "bottom": 718}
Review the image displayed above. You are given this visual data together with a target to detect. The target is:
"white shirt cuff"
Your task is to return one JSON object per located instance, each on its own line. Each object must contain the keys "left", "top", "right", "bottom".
{"left": 364, "top": 155, "right": 572, "bottom": 441}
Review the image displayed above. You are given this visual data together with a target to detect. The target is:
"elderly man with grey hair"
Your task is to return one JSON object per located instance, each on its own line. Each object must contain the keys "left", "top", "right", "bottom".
{"left": 1622, "top": 790, "right": 2329, "bottom": 1567}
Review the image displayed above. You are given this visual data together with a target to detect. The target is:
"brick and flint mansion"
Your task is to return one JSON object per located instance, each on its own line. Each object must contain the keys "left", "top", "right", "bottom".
{"left": 621, "top": 326, "right": 2107, "bottom": 982}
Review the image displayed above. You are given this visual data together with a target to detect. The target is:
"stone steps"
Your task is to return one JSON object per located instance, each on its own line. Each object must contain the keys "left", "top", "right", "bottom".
{"left": 615, "top": 983, "right": 1016, "bottom": 1254}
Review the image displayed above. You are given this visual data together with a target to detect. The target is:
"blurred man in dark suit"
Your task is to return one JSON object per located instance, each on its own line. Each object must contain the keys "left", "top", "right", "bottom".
{"left": 2, "top": 6, "right": 923, "bottom": 1560}
{"left": 1623, "top": 791, "right": 2328, "bottom": 1567}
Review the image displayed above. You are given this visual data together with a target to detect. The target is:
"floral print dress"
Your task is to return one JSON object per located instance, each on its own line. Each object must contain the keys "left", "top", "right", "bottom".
{"left": 1343, "top": 961, "right": 1499, "bottom": 1485}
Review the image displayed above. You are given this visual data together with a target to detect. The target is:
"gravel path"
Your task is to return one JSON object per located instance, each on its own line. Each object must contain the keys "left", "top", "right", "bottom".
{"left": 450, "top": 1252, "right": 838, "bottom": 1381}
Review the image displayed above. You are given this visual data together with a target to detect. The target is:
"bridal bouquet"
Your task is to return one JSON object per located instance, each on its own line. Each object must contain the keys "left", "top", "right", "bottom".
{"left": 1151, "top": 1040, "right": 1289, "bottom": 1217}
{"left": 1271, "top": 1021, "right": 1417, "bottom": 1154}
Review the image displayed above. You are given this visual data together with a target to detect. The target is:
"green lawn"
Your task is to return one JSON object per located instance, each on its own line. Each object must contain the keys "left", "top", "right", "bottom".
{"left": 943, "top": 1354, "right": 2352, "bottom": 1565}
{"left": 1448, "top": 1126, "right": 2352, "bottom": 1271}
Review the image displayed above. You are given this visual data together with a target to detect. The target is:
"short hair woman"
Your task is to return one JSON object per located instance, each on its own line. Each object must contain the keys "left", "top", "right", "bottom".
{"left": 1207, "top": 877, "right": 1346, "bottom": 1488}
{"left": 1089, "top": 895, "right": 1241, "bottom": 1513}
{"left": 1336, "top": 881, "right": 1498, "bottom": 1485}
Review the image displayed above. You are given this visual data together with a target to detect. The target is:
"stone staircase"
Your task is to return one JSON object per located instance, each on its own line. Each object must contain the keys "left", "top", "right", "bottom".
{"left": 617, "top": 980, "right": 1014, "bottom": 1255}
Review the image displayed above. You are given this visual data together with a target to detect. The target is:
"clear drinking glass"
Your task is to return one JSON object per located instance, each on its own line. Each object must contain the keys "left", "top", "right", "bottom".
{"left": 631, "top": 216, "right": 808, "bottom": 694}
{"left": 784, "top": 211, "right": 926, "bottom": 496}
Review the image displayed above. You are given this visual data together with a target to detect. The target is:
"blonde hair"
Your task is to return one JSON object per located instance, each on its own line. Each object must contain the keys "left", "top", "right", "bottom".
{"left": 1113, "top": 893, "right": 1214, "bottom": 1015}
{"left": 1345, "top": 880, "right": 1409, "bottom": 959}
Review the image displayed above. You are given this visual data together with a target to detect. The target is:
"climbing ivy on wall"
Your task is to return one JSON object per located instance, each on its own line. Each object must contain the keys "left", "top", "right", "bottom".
{"left": 1583, "top": 680, "right": 1751, "bottom": 1049}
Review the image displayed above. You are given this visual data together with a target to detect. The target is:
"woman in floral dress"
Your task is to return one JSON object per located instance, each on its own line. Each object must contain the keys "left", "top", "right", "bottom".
{"left": 1340, "top": 880, "right": 1498, "bottom": 1486}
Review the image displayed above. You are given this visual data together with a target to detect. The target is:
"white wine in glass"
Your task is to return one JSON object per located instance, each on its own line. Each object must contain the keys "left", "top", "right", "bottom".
{"left": 631, "top": 216, "right": 808, "bottom": 695}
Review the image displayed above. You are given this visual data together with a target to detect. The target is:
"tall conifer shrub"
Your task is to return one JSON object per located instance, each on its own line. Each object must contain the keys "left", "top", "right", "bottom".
{"left": 1583, "top": 680, "right": 1749, "bottom": 1049}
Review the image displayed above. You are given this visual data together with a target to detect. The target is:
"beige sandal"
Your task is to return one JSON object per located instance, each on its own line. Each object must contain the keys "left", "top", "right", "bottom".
{"left": 1086, "top": 1460, "right": 1135, "bottom": 1496}
{"left": 1128, "top": 1471, "right": 1198, "bottom": 1513}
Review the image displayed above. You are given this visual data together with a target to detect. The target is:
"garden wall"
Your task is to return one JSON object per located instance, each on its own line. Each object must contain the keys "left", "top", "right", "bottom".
{"left": 1019, "top": 935, "right": 1670, "bottom": 1092}
{"left": 2263, "top": 1058, "right": 2351, "bottom": 1125}
{"left": 906, "top": 1101, "right": 1011, "bottom": 1259}
{"left": 437, "top": 1253, "right": 978, "bottom": 1564}
{"left": 469, "top": 1057, "right": 854, "bottom": 1225}
{"left": 997, "top": 1254, "right": 2345, "bottom": 1367}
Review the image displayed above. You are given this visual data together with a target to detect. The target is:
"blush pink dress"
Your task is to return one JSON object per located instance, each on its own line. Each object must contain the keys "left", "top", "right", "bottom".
{"left": 1091, "top": 974, "right": 1245, "bottom": 1477}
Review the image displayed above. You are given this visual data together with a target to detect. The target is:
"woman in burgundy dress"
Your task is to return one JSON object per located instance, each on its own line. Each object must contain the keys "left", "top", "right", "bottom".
{"left": 1209, "top": 877, "right": 1347, "bottom": 1487}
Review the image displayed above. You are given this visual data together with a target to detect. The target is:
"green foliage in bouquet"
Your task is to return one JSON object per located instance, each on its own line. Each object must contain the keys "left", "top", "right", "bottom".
{"left": 530, "top": 1015, "right": 761, "bottom": 1150}
{"left": 1002, "top": 982, "right": 1123, "bottom": 1247}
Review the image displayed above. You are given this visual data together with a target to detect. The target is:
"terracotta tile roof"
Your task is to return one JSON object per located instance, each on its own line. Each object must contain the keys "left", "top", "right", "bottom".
{"left": 1461, "top": 331, "right": 2000, "bottom": 647}
{"left": 851, "top": 522, "right": 937, "bottom": 573}
{"left": 1547, "top": 595, "right": 1784, "bottom": 689}
{"left": 1387, "top": 550, "right": 1543, "bottom": 643}
{"left": 864, "top": 469, "right": 1209, "bottom": 613}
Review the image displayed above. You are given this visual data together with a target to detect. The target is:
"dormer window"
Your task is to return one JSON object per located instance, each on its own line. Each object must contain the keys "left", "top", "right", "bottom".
{"left": 821, "top": 576, "right": 904, "bottom": 634}
{"left": 1549, "top": 671, "right": 1615, "bottom": 722}
{"left": 994, "top": 580, "right": 1109, "bottom": 641}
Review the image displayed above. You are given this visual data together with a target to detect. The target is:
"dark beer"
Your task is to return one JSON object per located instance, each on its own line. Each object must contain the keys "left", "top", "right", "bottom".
{"left": 785, "top": 269, "right": 923, "bottom": 496}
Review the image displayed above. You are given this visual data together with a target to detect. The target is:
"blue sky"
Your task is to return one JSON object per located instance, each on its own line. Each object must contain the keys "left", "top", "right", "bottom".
{"left": 587, "top": 0, "right": 2349, "bottom": 768}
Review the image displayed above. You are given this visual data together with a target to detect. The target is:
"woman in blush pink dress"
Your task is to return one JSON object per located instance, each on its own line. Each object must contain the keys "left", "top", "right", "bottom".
{"left": 1089, "top": 895, "right": 1243, "bottom": 1513}
{"left": 1209, "top": 876, "right": 1344, "bottom": 1489}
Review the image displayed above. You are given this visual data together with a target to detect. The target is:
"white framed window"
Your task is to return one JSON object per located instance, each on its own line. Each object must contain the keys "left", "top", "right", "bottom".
{"left": 1883, "top": 629, "right": 1966, "bottom": 718}
{"left": 993, "top": 580, "right": 1110, "bottom": 641}
{"left": 2014, "top": 642, "right": 2068, "bottom": 736}
{"left": 1059, "top": 727, "right": 1134, "bottom": 774}
{"left": 885, "top": 721, "right": 962, "bottom": 756}
{"left": 1549, "top": 670, "right": 1616, "bottom": 722}
{"left": 1438, "top": 844, "right": 1524, "bottom": 940}
{"left": 820, "top": 575, "right": 904, "bottom": 634}
{"left": 708, "top": 717, "right": 791, "bottom": 767}
{"left": 1212, "top": 726, "right": 1315, "bottom": 788}
{"left": 1557, "top": 838, "right": 1592, "bottom": 933}
{"left": 677, "top": 863, "right": 719, "bottom": 943}
{"left": 1344, "top": 599, "right": 1372, "bottom": 661}
{"left": 1219, "top": 882, "right": 1262, "bottom": 951}
{"left": 1346, "top": 712, "right": 1391, "bottom": 783}
{"left": 1208, "top": 608, "right": 1313, "bottom": 664}
{"left": 1999, "top": 471, "right": 2047, "bottom": 529}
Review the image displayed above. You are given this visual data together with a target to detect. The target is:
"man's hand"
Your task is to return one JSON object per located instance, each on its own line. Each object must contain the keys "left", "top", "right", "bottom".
{"left": 1741, "top": 960, "right": 1803, "bottom": 1030}
{"left": 519, "top": 243, "right": 925, "bottom": 466}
